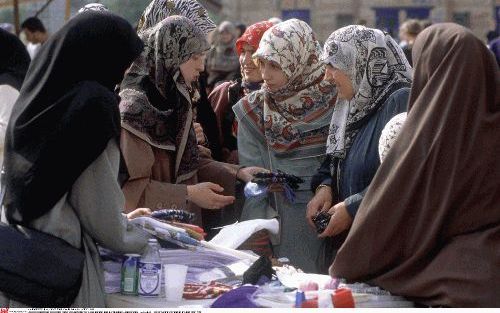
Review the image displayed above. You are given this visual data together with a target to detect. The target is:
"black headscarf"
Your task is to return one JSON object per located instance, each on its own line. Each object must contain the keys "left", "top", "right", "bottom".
{"left": 0, "top": 28, "right": 30, "bottom": 90}
{"left": 3, "top": 12, "right": 143, "bottom": 224}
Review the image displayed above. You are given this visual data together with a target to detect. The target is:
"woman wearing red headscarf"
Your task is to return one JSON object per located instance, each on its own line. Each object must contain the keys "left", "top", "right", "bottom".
{"left": 208, "top": 21, "right": 273, "bottom": 164}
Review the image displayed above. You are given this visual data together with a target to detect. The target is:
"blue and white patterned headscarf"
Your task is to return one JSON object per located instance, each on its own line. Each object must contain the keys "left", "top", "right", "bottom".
{"left": 322, "top": 25, "right": 412, "bottom": 158}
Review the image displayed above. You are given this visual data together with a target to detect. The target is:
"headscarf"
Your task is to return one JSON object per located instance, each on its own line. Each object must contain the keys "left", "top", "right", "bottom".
{"left": 206, "top": 21, "right": 239, "bottom": 74}
{"left": 0, "top": 28, "right": 31, "bottom": 90}
{"left": 78, "top": 3, "right": 108, "bottom": 13}
{"left": 332, "top": 24, "right": 500, "bottom": 307}
{"left": 3, "top": 12, "right": 143, "bottom": 223}
{"left": 323, "top": 25, "right": 412, "bottom": 159}
{"left": 234, "top": 19, "right": 337, "bottom": 156}
{"left": 235, "top": 20, "right": 274, "bottom": 56}
{"left": 136, "top": 0, "right": 215, "bottom": 35}
{"left": 120, "top": 16, "right": 210, "bottom": 182}
{"left": 378, "top": 112, "right": 406, "bottom": 162}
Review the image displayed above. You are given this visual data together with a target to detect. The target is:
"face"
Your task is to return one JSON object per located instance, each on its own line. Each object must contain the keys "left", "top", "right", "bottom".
{"left": 219, "top": 30, "right": 233, "bottom": 44}
{"left": 180, "top": 53, "right": 206, "bottom": 85}
{"left": 240, "top": 43, "right": 262, "bottom": 83}
{"left": 324, "top": 64, "right": 355, "bottom": 100}
{"left": 23, "top": 29, "right": 36, "bottom": 43}
{"left": 259, "top": 58, "right": 288, "bottom": 92}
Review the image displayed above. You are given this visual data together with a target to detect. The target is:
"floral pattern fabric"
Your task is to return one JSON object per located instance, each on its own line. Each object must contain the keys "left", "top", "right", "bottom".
{"left": 235, "top": 21, "right": 274, "bottom": 55}
{"left": 235, "top": 19, "right": 337, "bottom": 154}
{"left": 137, "top": 0, "right": 216, "bottom": 35}
{"left": 322, "top": 25, "right": 412, "bottom": 158}
{"left": 120, "top": 16, "right": 209, "bottom": 181}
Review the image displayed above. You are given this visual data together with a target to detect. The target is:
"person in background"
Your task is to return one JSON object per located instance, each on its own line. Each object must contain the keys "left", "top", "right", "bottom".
{"left": 119, "top": 16, "right": 262, "bottom": 227}
{"left": 331, "top": 23, "right": 500, "bottom": 307}
{"left": 420, "top": 19, "right": 432, "bottom": 29}
{"left": 209, "top": 20, "right": 274, "bottom": 164}
{"left": 234, "top": 19, "right": 337, "bottom": 273}
{"left": 0, "top": 12, "right": 151, "bottom": 307}
{"left": 206, "top": 21, "right": 241, "bottom": 90}
{"left": 307, "top": 25, "right": 412, "bottom": 273}
{"left": 21, "top": 17, "right": 48, "bottom": 59}
{"left": 235, "top": 22, "right": 246, "bottom": 38}
{"left": 399, "top": 19, "right": 422, "bottom": 66}
{"left": 377, "top": 112, "right": 407, "bottom": 163}
{"left": 0, "top": 28, "right": 30, "bottom": 171}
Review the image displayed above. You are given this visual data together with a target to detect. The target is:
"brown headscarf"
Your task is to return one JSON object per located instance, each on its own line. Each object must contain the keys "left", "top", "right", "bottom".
{"left": 331, "top": 23, "right": 500, "bottom": 307}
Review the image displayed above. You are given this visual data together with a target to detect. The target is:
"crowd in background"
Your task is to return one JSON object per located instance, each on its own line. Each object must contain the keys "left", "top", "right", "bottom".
{"left": 0, "top": 0, "right": 499, "bottom": 308}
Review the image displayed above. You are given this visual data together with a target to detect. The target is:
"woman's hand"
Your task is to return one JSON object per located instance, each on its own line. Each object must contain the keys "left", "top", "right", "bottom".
{"left": 318, "top": 201, "right": 353, "bottom": 238}
{"left": 236, "top": 166, "right": 268, "bottom": 183}
{"left": 126, "top": 208, "right": 152, "bottom": 220}
{"left": 306, "top": 186, "right": 333, "bottom": 229}
{"left": 187, "top": 182, "right": 235, "bottom": 209}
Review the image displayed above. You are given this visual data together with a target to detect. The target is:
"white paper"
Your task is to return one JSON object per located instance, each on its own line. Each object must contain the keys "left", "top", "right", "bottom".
{"left": 209, "top": 218, "right": 279, "bottom": 249}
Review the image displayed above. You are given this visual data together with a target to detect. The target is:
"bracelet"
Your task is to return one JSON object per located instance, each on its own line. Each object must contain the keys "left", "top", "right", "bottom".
{"left": 315, "top": 184, "right": 331, "bottom": 194}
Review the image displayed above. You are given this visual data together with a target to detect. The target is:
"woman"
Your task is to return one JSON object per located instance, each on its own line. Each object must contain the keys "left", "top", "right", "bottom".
{"left": 332, "top": 24, "right": 500, "bottom": 307}
{"left": 0, "top": 28, "right": 30, "bottom": 170}
{"left": 137, "top": 0, "right": 222, "bottom": 163}
{"left": 119, "top": 16, "right": 259, "bottom": 227}
{"left": 234, "top": 19, "right": 337, "bottom": 273}
{"left": 0, "top": 12, "right": 149, "bottom": 307}
{"left": 206, "top": 21, "right": 241, "bottom": 90}
{"left": 307, "top": 25, "right": 412, "bottom": 273}
{"left": 209, "top": 20, "right": 274, "bottom": 164}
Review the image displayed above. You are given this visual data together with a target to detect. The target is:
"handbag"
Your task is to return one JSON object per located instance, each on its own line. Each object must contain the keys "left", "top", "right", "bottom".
{"left": 0, "top": 170, "right": 85, "bottom": 307}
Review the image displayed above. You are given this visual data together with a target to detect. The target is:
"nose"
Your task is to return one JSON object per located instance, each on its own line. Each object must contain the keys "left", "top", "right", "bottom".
{"left": 261, "top": 65, "right": 271, "bottom": 81}
{"left": 242, "top": 51, "right": 253, "bottom": 66}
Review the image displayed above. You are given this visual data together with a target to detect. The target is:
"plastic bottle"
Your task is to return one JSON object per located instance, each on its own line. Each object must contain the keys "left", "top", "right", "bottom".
{"left": 138, "top": 238, "right": 162, "bottom": 297}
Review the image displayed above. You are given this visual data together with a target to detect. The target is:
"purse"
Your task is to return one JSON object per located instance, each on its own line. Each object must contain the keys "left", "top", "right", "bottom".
{"left": 0, "top": 170, "right": 85, "bottom": 307}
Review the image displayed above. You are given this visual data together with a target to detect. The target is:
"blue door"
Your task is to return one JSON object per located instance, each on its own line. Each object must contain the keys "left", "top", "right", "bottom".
{"left": 282, "top": 9, "right": 311, "bottom": 25}
{"left": 374, "top": 8, "right": 399, "bottom": 38}
{"left": 405, "top": 7, "right": 431, "bottom": 20}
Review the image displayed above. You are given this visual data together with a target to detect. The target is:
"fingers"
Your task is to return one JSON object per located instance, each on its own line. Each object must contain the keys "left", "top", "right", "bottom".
{"left": 318, "top": 215, "right": 339, "bottom": 238}
{"left": 208, "top": 194, "right": 235, "bottom": 209}
{"left": 205, "top": 182, "right": 224, "bottom": 193}
{"left": 321, "top": 200, "right": 332, "bottom": 213}
{"left": 306, "top": 201, "right": 320, "bottom": 229}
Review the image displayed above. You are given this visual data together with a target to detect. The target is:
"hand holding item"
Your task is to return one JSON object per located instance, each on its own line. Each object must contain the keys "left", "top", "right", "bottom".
{"left": 306, "top": 185, "right": 332, "bottom": 229}
{"left": 126, "top": 208, "right": 152, "bottom": 220}
{"left": 187, "top": 182, "right": 235, "bottom": 210}
{"left": 236, "top": 166, "right": 269, "bottom": 183}
{"left": 318, "top": 201, "right": 353, "bottom": 238}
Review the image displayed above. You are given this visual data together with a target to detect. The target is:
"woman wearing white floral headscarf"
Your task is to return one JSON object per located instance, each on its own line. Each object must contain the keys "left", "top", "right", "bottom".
{"left": 234, "top": 19, "right": 337, "bottom": 273}
{"left": 307, "top": 25, "right": 412, "bottom": 272}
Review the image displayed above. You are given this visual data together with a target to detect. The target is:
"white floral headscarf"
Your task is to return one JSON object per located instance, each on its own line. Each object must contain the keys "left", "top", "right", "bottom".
{"left": 234, "top": 19, "right": 337, "bottom": 155}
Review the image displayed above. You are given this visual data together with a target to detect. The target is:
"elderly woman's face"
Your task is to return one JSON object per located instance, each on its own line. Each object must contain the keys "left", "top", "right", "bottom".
{"left": 240, "top": 43, "right": 262, "bottom": 83}
{"left": 259, "top": 58, "right": 288, "bottom": 92}
{"left": 324, "top": 64, "right": 354, "bottom": 100}
{"left": 180, "top": 53, "right": 206, "bottom": 85}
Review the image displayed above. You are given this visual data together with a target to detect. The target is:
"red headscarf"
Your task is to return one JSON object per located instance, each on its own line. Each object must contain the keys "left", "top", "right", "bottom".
{"left": 235, "top": 21, "right": 274, "bottom": 55}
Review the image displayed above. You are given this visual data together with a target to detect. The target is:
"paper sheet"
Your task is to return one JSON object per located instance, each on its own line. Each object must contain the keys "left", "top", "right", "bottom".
{"left": 209, "top": 218, "right": 279, "bottom": 249}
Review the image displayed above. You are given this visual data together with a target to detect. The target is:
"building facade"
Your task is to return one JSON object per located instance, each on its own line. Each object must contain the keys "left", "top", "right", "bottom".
{"left": 220, "top": 0, "right": 500, "bottom": 42}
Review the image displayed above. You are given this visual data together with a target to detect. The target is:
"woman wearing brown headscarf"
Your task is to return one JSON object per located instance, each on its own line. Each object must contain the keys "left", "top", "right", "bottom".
{"left": 331, "top": 23, "right": 500, "bottom": 307}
